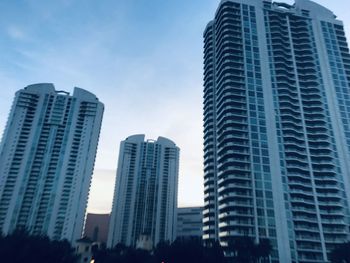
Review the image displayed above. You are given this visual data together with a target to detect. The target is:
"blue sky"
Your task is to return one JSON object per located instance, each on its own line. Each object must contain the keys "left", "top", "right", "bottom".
{"left": 0, "top": 0, "right": 349, "bottom": 213}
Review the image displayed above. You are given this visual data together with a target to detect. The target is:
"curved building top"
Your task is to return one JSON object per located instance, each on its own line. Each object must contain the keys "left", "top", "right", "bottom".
{"left": 125, "top": 134, "right": 177, "bottom": 148}
{"left": 125, "top": 134, "right": 146, "bottom": 142}
{"left": 22, "top": 83, "right": 102, "bottom": 102}
{"left": 157, "top": 136, "right": 177, "bottom": 148}
{"left": 207, "top": 0, "right": 340, "bottom": 29}
{"left": 24, "top": 83, "right": 56, "bottom": 94}
{"left": 73, "top": 87, "right": 100, "bottom": 102}
{"left": 294, "top": 0, "right": 338, "bottom": 22}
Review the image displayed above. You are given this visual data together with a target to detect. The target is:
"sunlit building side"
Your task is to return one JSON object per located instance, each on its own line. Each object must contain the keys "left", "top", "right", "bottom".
{"left": 203, "top": 0, "right": 350, "bottom": 262}
{"left": 0, "top": 83, "right": 104, "bottom": 242}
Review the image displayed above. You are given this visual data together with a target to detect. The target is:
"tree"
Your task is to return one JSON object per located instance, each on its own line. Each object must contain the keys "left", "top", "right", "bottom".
{"left": 330, "top": 242, "right": 350, "bottom": 263}
{"left": 0, "top": 229, "right": 78, "bottom": 263}
{"left": 123, "top": 247, "right": 152, "bottom": 263}
{"left": 171, "top": 238, "right": 205, "bottom": 263}
{"left": 94, "top": 238, "right": 226, "bottom": 263}
{"left": 92, "top": 246, "right": 120, "bottom": 263}
{"left": 153, "top": 238, "right": 226, "bottom": 263}
{"left": 203, "top": 240, "right": 227, "bottom": 263}
{"left": 228, "top": 236, "right": 256, "bottom": 263}
{"left": 227, "top": 236, "right": 272, "bottom": 263}
{"left": 254, "top": 239, "right": 272, "bottom": 263}
{"left": 93, "top": 243, "right": 152, "bottom": 263}
{"left": 153, "top": 238, "right": 204, "bottom": 263}
{"left": 153, "top": 241, "right": 173, "bottom": 263}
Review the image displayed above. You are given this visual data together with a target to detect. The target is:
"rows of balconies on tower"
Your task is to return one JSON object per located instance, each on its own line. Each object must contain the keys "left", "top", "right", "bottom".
{"left": 20, "top": 95, "right": 62, "bottom": 234}
{"left": 297, "top": 15, "right": 345, "bottom": 239}
{"left": 0, "top": 92, "right": 39, "bottom": 230}
{"left": 203, "top": 20, "right": 217, "bottom": 242}
{"left": 203, "top": 1, "right": 350, "bottom": 262}
{"left": 214, "top": 2, "right": 256, "bottom": 244}
{"left": 30, "top": 96, "right": 73, "bottom": 235}
{"left": 291, "top": 17, "right": 348, "bottom": 252}
{"left": 16, "top": 96, "right": 51, "bottom": 232}
{"left": 265, "top": 8, "right": 349, "bottom": 261}
{"left": 332, "top": 23, "right": 350, "bottom": 157}
{"left": 267, "top": 10, "right": 326, "bottom": 262}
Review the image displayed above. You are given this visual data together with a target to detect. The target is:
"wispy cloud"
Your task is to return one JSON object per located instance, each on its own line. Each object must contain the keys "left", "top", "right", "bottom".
{"left": 7, "top": 25, "right": 26, "bottom": 40}
{"left": 0, "top": 0, "right": 214, "bottom": 213}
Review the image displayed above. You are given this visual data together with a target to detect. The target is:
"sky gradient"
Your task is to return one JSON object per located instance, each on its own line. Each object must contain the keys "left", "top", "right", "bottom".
{"left": 0, "top": 0, "right": 349, "bottom": 213}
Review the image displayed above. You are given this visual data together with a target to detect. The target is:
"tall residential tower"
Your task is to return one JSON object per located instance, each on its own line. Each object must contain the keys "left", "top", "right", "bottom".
{"left": 107, "top": 135, "right": 179, "bottom": 248}
{"left": 203, "top": 0, "right": 350, "bottom": 262}
{"left": 0, "top": 84, "right": 104, "bottom": 242}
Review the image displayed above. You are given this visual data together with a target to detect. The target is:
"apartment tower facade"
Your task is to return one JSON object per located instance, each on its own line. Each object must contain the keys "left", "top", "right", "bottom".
{"left": 107, "top": 135, "right": 179, "bottom": 248}
{"left": 0, "top": 83, "right": 104, "bottom": 242}
{"left": 203, "top": 0, "right": 350, "bottom": 262}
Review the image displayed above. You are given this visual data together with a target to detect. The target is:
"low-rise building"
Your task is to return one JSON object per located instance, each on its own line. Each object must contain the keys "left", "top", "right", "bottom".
{"left": 84, "top": 213, "right": 110, "bottom": 244}
{"left": 176, "top": 207, "right": 203, "bottom": 240}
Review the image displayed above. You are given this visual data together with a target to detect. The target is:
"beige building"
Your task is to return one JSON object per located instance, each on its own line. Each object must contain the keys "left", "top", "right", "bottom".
{"left": 84, "top": 213, "right": 110, "bottom": 244}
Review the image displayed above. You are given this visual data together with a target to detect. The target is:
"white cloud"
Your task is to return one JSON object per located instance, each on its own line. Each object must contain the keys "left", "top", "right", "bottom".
{"left": 7, "top": 25, "right": 26, "bottom": 40}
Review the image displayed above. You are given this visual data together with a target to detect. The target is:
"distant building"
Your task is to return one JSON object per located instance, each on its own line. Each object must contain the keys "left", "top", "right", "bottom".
{"left": 204, "top": 0, "right": 350, "bottom": 262}
{"left": 176, "top": 207, "right": 203, "bottom": 240}
{"left": 84, "top": 213, "right": 110, "bottom": 244}
{"left": 107, "top": 135, "right": 179, "bottom": 248}
{"left": 0, "top": 83, "right": 104, "bottom": 242}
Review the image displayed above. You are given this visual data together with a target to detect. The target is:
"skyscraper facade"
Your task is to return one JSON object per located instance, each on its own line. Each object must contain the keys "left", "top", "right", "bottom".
{"left": 107, "top": 135, "right": 179, "bottom": 248}
{"left": 0, "top": 83, "right": 104, "bottom": 243}
{"left": 203, "top": 0, "right": 350, "bottom": 262}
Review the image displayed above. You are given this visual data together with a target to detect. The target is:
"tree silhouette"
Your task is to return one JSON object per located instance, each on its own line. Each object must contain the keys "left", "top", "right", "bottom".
{"left": 254, "top": 238, "right": 272, "bottom": 263}
{"left": 93, "top": 238, "right": 227, "bottom": 263}
{"left": 330, "top": 242, "right": 350, "bottom": 263}
{"left": 154, "top": 238, "right": 226, "bottom": 263}
{"left": 93, "top": 243, "right": 151, "bottom": 263}
{"left": 204, "top": 240, "right": 227, "bottom": 263}
{"left": 227, "top": 236, "right": 272, "bottom": 263}
{"left": 0, "top": 229, "right": 77, "bottom": 263}
{"left": 232, "top": 236, "right": 255, "bottom": 263}
{"left": 153, "top": 241, "right": 173, "bottom": 263}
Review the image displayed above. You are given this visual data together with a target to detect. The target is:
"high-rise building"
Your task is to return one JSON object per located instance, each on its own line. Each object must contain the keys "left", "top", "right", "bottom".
{"left": 176, "top": 207, "right": 203, "bottom": 240}
{"left": 203, "top": 0, "right": 350, "bottom": 262}
{"left": 107, "top": 134, "right": 179, "bottom": 248}
{"left": 0, "top": 83, "right": 104, "bottom": 243}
